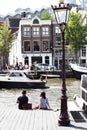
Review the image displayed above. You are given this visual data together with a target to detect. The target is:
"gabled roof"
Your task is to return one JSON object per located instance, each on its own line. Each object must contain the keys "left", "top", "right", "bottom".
{"left": 13, "top": 14, "right": 21, "bottom": 18}
{"left": 9, "top": 18, "right": 21, "bottom": 27}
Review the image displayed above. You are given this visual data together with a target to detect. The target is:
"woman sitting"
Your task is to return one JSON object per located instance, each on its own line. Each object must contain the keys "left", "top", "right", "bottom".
{"left": 34, "top": 92, "right": 51, "bottom": 110}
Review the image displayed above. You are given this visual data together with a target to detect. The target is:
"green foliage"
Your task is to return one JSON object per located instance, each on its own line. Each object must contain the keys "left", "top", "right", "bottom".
{"left": 66, "top": 12, "right": 87, "bottom": 63}
{"left": 0, "top": 23, "right": 16, "bottom": 66}
{"left": 0, "top": 23, "right": 15, "bottom": 55}
{"left": 39, "top": 11, "right": 53, "bottom": 20}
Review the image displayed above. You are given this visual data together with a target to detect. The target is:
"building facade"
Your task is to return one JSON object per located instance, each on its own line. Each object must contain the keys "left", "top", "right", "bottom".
{"left": 52, "top": 21, "right": 76, "bottom": 69}
{"left": 79, "top": 11, "right": 87, "bottom": 66}
{"left": 9, "top": 16, "right": 53, "bottom": 68}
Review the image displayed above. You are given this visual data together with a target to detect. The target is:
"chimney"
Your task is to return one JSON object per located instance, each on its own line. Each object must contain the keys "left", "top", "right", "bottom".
{"left": 21, "top": 12, "right": 26, "bottom": 18}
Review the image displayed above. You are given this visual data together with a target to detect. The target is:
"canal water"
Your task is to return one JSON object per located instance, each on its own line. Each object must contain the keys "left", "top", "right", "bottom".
{"left": 0, "top": 78, "right": 81, "bottom": 109}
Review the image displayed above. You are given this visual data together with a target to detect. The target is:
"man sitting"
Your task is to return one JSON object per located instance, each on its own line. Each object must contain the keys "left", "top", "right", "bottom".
{"left": 16, "top": 90, "right": 29, "bottom": 110}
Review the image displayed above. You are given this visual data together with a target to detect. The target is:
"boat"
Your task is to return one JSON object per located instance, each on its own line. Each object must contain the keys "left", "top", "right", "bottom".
{"left": 70, "top": 63, "right": 87, "bottom": 79}
{"left": 73, "top": 74, "right": 87, "bottom": 112}
{"left": 0, "top": 70, "right": 47, "bottom": 89}
{"left": 80, "top": 74, "right": 87, "bottom": 111}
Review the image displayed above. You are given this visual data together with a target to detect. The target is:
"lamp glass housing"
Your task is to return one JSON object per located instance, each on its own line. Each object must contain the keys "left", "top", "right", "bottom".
{"left": 52, "top": 4, "right": 72, "bottom": 25}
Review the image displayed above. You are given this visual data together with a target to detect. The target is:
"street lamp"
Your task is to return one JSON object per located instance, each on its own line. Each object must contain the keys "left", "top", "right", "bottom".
{"left": 51, "top": 0, "right": 72, "bottom": 126}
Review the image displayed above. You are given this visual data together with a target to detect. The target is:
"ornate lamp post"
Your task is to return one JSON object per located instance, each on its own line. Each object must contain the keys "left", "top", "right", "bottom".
{"left": 51, "top": 0, "right": 72, "bottom": 126}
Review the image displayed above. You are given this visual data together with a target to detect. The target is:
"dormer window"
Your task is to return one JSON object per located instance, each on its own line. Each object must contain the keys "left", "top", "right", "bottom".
{"left": 33, "top": 19, "right": 39, "bottom": 24}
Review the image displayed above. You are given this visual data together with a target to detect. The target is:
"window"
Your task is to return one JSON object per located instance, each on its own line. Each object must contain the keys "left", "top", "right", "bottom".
{"left": 55, "top": 26, "right": 61, "bottom": 34}
{"left": 33, "top": 27, "right": 39, "bottom": 36}
{"left": 81, "top": 59, "right": 86, "bottom": 64}
{"left": 23, "top": 27, "right": 30, "bottom": 36}
{"left": 42, "top": 27, "right": 49, "bottom": 36}
{"left": 24, "top": 41, "right": 30, "bottom": 51}
{"left": 55, "top": 36, "right": 61, "bottom": 45}
{"left": 33, "top": 41, "right": 40, "bottom": 51}
{"left": 82, "top": 46, "right": 86, "bottom": 56}
{"left": 10, "top": 72, "right": 23, "bottom": 77}
{"left": 55, "top": 49, "right": 62, "bottom": 56}
{"left": 42, "top": 41, "right": 49, "bottom": 51}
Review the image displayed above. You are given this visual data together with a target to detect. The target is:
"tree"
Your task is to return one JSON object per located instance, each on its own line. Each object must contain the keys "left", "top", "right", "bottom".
{"left": 65, "top": 12, "right": 87, "bottom": 63}
{"left": 0, "top": 23, "right": 16, "bottom": 68}
{"left": 39, "top": 11, "right": 53, "bottom": 20}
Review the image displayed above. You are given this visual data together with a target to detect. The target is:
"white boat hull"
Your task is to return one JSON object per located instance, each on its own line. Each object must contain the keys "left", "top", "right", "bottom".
{"left": 70, "top": 63, "right": 87, "bottom": 79}
{"left": 0, "top": 70, "right": 46, "bottom": 88}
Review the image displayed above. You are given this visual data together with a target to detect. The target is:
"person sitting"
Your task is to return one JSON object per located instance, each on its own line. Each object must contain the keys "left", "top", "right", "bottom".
{"left": 16, "top": 90, "right": 29, "bottom": 110}
{"left": 34, "top": 92, "right": 51, "bottom": 110}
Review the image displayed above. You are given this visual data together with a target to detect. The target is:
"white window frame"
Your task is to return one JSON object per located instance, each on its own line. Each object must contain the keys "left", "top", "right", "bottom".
{"left": 32, "top": 27, "right": 40, "bottom": 36}
{"left": 42, "top": 27, "right": 49, "bottom": 36}
{"left": 23, "top": 27, "right": 30, "bottom": 36}
{"left": 55, "top": 26, "right": 61, "bottom": 34}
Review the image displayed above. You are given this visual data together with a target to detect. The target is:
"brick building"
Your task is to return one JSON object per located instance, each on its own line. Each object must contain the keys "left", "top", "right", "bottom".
{"left": 9, "top": 16, "right": 53, "bottom": 68}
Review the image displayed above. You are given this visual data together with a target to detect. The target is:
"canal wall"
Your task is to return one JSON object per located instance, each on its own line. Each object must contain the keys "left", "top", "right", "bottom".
{"left": 31, "top": 70, "right": 74, "bottom": 78}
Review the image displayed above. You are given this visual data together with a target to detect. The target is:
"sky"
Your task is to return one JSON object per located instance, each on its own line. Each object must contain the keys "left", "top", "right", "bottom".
{"left": 0, "top": 0, "right": 58, "bottom": 16}
{"left": 0, "top": 0, "right": 81, "bottom": 16}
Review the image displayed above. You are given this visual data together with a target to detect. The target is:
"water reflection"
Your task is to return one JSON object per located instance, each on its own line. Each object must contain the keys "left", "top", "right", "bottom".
{"left": 0, "top": 78, "right": 81, "bottom": 109}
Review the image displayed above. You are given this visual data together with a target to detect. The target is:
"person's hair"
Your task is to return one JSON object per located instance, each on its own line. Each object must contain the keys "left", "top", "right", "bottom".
{"left": 22, "top": 90, "right": 26, "bottom": 95}
{"left": 40, "top": 92, "right": 46, "bottom": 99}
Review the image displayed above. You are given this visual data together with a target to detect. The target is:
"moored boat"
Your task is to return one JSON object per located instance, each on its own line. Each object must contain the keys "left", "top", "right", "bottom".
{"left": 80, "top": 74, "right": 87, "bottom": 111}
{"left": 0, "top": 70, "right": 46, "bottom": 89}
{"left": 70, "top": 63, "right": 87, "bottom": 79}
{"left": 73, "top": 74, "right": 87, "bottom": 112}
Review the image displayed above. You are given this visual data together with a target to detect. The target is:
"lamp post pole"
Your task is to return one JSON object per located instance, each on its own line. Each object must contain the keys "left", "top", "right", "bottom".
{"left": 51, "top": 0, "right": 72, "bottom": 126}
{"left": 59, "top": 25, "right": 70, "bottom": 126}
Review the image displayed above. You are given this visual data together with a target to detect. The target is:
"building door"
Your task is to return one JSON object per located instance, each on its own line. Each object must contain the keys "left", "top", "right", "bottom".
{"left": 45, "top": 56, "right": 49, "bottom": 64}
{"left": 24, "top": 57, "right": 29, "bottom": 65}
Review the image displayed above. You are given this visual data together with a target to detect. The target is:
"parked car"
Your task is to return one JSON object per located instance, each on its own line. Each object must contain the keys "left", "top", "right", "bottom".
{"left": 35, "top": 63, "right": 56, "bottom": 71}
